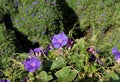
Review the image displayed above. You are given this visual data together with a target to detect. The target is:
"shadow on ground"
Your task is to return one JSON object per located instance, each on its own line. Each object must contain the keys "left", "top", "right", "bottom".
{"left": 56, "top": 0, "right": 86, "bottom": 39}
{"left": 2, "top": 14, "right": 39, "bottom": 53}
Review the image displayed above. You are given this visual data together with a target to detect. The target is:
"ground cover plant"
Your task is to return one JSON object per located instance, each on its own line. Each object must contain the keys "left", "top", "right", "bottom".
{"left": 0, "top": 0, "right": 120, "bottom": 82}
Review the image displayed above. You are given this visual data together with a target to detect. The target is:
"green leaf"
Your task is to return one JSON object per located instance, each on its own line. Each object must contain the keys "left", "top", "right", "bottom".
{"left": 55, "top": 66, "right": 78, "bottom": 82}
{"left": 88, "top": 65, "right": 97, "bottom": 73}
{"left": 104, "top": 72, "right": 120, "bottom": 81}
{"left": 50, "top": 57, "right": 66, "bottom": 70}
{"left": 72, "top": 38, "right": 88, "bottom": 54}
{"left": 39, "top": 71, "right": 53, "bottom": 82}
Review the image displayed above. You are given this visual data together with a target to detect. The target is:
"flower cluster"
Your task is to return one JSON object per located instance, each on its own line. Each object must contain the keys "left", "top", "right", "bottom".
{"left": 23, "top": 31, "right": 73, "bottom": 72}
{"left": 22, "top": 31, "right": 119, "bottom": 74}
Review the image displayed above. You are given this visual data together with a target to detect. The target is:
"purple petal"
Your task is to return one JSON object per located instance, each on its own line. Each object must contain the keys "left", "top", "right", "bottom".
{"left": 23, "top": 61, "right": 31, "bottom": 69}
{"left": 115, "top": 55, "right": 120, "bottom": 63}
{"left": 33, "top": 1, "right": 38, "bottom": 5}
{"left": 61, "top": 40, "right": 68, "bottom": 46}
{"left": 28, "top": 68, "right": 36, "bottom": 72}
{"left": 23, "top": 57, "right": 41, "bottom": 72}
{"left": 30, "top": 57, "right": 38, "bottom": 63}
{"left": 112, "top": 47, "right": 118, "bottom": 53}
{"left": 34, "top": 48, "right": 42, "bottom": 53}
{"left": 53, "top": 43, "right": 61, "bottom": 48}
{"left": 0, "top": 80, "right": 11, "bottom": 82}
{"left": 60, "top": 32, "right": 68, "bottom": 40}
{"left": 29, "top": 49, "right": 34, "bottom": 55}
{"left": 35, "top": 61, "right": 41, "bottom": 68}
{"left": 52, "top": 36, "right": 58, "bottom": 44}
{"left": 112, "top": 47, "right": 120, "bottom": 55}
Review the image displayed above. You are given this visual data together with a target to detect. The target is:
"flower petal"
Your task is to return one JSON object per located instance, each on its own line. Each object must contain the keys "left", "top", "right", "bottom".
{"left": 28, "top": 68, "right": 36, "bottom": 72}
{"left": 112, "top": 47, "right": 120, "bottom": 55}
{"left": 53, "top": 43, "right": 61, "bottom": 48}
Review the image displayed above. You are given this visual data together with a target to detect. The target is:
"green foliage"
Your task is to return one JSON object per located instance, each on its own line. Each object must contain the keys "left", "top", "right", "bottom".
{"left": 13, "top": 0, "right": 63, "bottom": 46}
{"left": 0, "top": 0, "right": 17, "bottom": 18}
{"left": 1, "top": 0, "right": 120, "bottom": 82}
{"left": 55, "top": 66, "right": 78, "bottom": 82}
{"left": 67, "top": 0, "right": 120, "bottom": 38}
{"left": 39, "top": 71, "right": 53, "bottom": 82}
{"left": 0, "top": 25, "right": 16, "bottom": 55}
{"left": 75, "top": 0, "right": 120, "bottom": 30}
{"left": 50, "top": 57, "right": 66, "bottom": 70}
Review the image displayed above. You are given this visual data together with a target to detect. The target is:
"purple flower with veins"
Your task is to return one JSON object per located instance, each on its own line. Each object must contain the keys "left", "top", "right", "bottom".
{"left": 23, "top": 57, "right": 42, "bottom": 72}
{"left": 112, "top": 47, "right": 120, "bottom": 63}
{"left": 52, "top": 32, "right": 68, "bottom": 48}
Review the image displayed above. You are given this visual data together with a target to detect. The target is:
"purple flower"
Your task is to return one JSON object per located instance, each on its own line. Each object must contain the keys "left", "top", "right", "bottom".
{"left": 43, "top": 45, "right": 53, "bottom": 56}
{"left": 21, "top": 17, "right": 26, "bottom": 21}
{"left": 46, "top": 45, "right": 53, "bottom": 51}
{"left": 33, "top": 47, "right": 42, "bottom": 53}
{"left": 29, "top": 49, "right": 34, "bottom": 56}
{"left": 112, "top": 47, "right": 119, "bottom": 55}
{"left": 87, "top": 46, "right": 96, "bottom": 55}
{"left": 89, "top": 55, "right": 96, "bottom": 61}
{"left": 32, "top": 13, "right": 35, "bottom": 17}
{"left": 23, "top": 57, "right": 42, "bottom": 72}
{"left": 29, "top": 47, "right": 43, "bottom": 57}
{"left": 0, "top": 80, "right": 10, "bottom": 82}
{"left": 52, "top": 32, "right": 68, "bottom": 48}
{"left": 32, "top": 1, "right": 38, "bottom": 5}
{"left": 66, "top": 39, "right": 74, "bottom": 50}
{"left": 112, "top": 47, "right": 120, "bottom": 63}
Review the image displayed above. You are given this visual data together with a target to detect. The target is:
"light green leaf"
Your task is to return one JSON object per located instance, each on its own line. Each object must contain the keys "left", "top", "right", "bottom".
{"left": 50, "top": 57, "right": 66, "bottom": 70}
{"left": 55, "top": 66, "right": 78, "bottom": 82}
{"left": 39, "top": 71, "right": 53, "bottom": 82}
